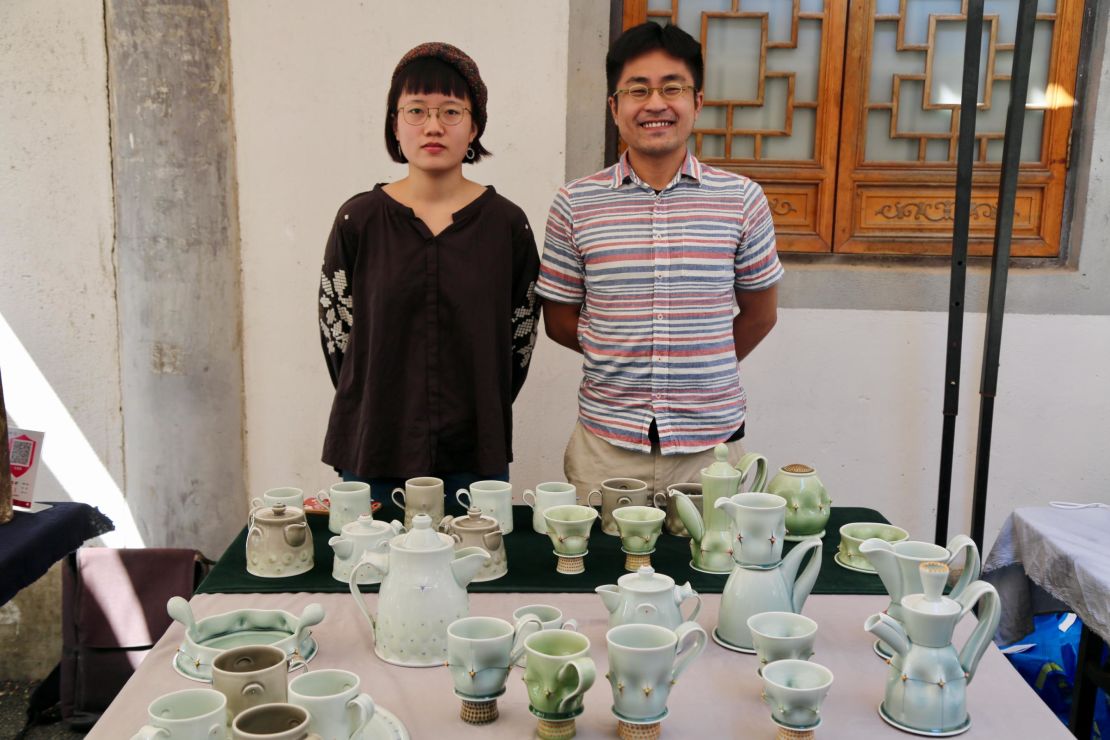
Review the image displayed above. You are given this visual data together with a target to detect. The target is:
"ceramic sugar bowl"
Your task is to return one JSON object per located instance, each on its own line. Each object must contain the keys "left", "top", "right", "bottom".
{"left": 329, "top": 515, "right": 404, "bottom": 584}
{"left": 439, "top": 508, "right": 507, "bottom": 582}
{"left": 246, "top": 503, "right": 314, "bottom": 578}
{"left": 595, "top": 566, "right": 701, "bottom": 630}
{"left": 767, "top": 463, "right": 831, "bottom": 540}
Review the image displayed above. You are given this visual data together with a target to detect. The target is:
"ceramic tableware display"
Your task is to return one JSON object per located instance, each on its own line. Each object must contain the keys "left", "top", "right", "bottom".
{"left": 612, "top": 505, "right": 665, "bottom": 570}
{"left": 860, "top": 534, "right": 981, "bottom": 659}
{"left": 596, "top": 566, "right": 701, "bottom": 630}
{"left": 390, "top": 476, "right": 444, "bottom": 530}
{"left": 522, "top": 629, "right": 596, "bottom": 740}
{"left": 713, "top": 493, "right": 822, "bottom": 652}
{"left": 865, "top": 562, "right": 1000, "bottom": 736}
{"left": 446, "top": 615, "right": 543, "bottom": 724}
{"left": 348, "top": 513, "right": 489, "bottom": 667}
{"left": 673, "top": 444, "right": 768, "bottom": 573}
{"left": 456, "top": 480, "right": 514, "bottom": 534}
{"left": 131, "top": 688, "right": 227, "bottom": 740}
{"left": 246, "top": 503, "right": 314, "bottom": 578}
{"left": 835, "top": 522, "right": 908, "bottom": 573}
{"left": 511, "top": 604, "right": 579, "bottom": 667}
{"left": 439, "top": 507, "right": 507, "bottom": 582}
{"left": 166, "top": 597, "right": 324, "bottom": 682}
{"left": 211, "top": 645, "right": 294, "bottom": 723}
{"left": 587, "top": 478, "right": 652, "bottom": 536}
{"left": 767, "top": 463, "right": 831, "bottom": 540}
{"left": 542, "top": 504, "right": 598, "bottom": 575}
{"left": 289, "top": 669, "right": 375, "bottom": 740}
{"left": 747, "top": 612, "right": 818, "bottom": 675}
{"left": 231, "top": 703, "right": 321, "bottom": 740}
{"left": 523, "top": 481, "right": 578, "bottom": 534}
{"left": 250, "top": 487, "right": 305, "bottom": 513}
{"left": 321, "top": 481, "right": 372, "bottom": 534}
{"left": 605, "top": 621, "right": 707, "bottom": 737}
{"left": 663, "top": 482, "right": 701, "bottom": 537}
{"left": 329, "top": 515, "right": 404, "bottom": 584}
{"left": 760, "top": 659, "right": 834, "bottom": 736}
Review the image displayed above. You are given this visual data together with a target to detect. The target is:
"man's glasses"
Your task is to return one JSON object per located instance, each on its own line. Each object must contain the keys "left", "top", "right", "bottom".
{"left": 613, "top": 83, "right": 696, "bottom": 101}
{"left": 396, "top": 105, "right": 471, "bottom": 126}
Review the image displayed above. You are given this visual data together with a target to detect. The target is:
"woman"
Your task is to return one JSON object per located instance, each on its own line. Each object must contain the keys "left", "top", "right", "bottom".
{"left": 318, "top": 43, "right": 540, "bottom": 506}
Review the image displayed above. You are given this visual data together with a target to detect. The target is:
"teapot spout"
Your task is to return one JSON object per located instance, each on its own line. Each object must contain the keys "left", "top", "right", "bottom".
{"left": 329, "top": 535, "right": 353, "bottom": 560}
{"left": 451, "top": 547, "right": 491, "bottom": 588}
{"left": 865, "top": 612, "right": 910, "bottom": 658}
{"left": 673, "top": 492, "right": 705, "bottom": 542}
{"left": 859, "top": 538, "right": 900, "bottom": 600}
{"left": 712, "top": 496, "right": 743, "bottom": 528}
{"left": 595, "top": 584, "right": 621, "bottom": 615}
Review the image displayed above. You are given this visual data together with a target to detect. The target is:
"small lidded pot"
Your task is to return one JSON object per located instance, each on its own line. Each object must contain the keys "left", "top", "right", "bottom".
{"left": 595, "top": 566, "right": 701, "bottom": 630}
{"left": 246, "top": 503, "right": 314, "bottom": 578}
{"left": 767, "top": 464, "right": 831, "bottom": 540}
{"left": 329, "top": 514, "right": 404, "bottom": 584}
{"left": 439, "top": 508, "right": 507, "bottom": 582}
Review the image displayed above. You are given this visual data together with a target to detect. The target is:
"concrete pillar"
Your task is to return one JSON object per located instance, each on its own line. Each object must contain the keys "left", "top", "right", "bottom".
{"left": 106, "top": 0, "right": 244, "bottom": 555}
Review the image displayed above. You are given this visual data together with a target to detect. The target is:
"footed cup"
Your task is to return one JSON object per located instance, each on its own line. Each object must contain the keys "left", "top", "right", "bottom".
{"left": 761, "top": 659, "right": 833, "bottom": 731}
{"left": 747, "top": 611, "right": 818, "bottom": 675}
{"left": 543, "top": 504, "right": 598, "bottom": 556}
{"left": 612, "top": 505, "right": 665, "bottom": 554}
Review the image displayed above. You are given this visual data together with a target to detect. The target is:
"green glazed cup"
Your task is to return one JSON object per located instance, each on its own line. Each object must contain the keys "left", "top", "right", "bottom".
{"left": 612, "top": 506, "right": 665, "bottom": 554}
{"left": 522, "top": 630, "right": 596, "bottom": 718}
{"left": 838, "top": 522, "right": 908, "bottom": 572}
{"left": 543, "top": 505, "right": 598, "bottom": 556}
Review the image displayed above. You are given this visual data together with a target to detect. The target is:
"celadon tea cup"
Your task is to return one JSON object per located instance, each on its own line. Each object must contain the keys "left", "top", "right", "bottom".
{"left": 523, "top": 481, "right": 578, "bottom": 534}
{"left": 837, "top": 522, "right": 909, "bottom": 572}
{"left": 251, "top": 487, "right": 305, "bottom": 512}
{"left": 543, "top": 504, "right": 598, "bottom": 556}
{"left": 288, "top": 669, "right": 374, "bottom": 740}
{"left": 456, "top": 480, "right": 514, "bottom": 534}
{"left": 231, "top": 703, "right": 321, "bottom": 740}
{"left": 605, "top": 621, "right": 707, "bottom": 723}
{"left": 612, "top": 505, "right": 665, "bottom": 554}
{"left": 522, "top": 629, "right": 596, "bottom": 718}
{"left": 511, "top": 604, "right": 579, "bottom": 667}
{"left": 131, "top": 688, "right": 228, "bottom": 740}
{"left": 211, "top": 644, "right": 292, "bottom": 722}
{"left": 447, "top": 615, "right": 542, "bottom": 698}
{"left": 322, "top": 481, "right": 371, "bottom": 534}
{"left": 747, "top": 611, "right": 818, "bottom": 675}
{"left": 761, "top": 659, "right": 834, "bottom": 731}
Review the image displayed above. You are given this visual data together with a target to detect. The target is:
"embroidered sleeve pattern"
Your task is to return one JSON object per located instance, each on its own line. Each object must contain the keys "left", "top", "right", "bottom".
{"left": 319, "top": 212, "right": 356, "bottom": 388}
{"left": 511, "top": 219, "right": 542, "bottom": 401}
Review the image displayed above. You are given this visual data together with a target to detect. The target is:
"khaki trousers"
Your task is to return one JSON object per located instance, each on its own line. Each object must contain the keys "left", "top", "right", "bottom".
{"left": 563, "top": 422, "right": 748, "bottom": 498}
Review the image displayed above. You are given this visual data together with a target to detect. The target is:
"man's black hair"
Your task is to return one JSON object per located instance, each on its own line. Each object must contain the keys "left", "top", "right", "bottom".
{"left": 606, "top": 22, "right": 704, "bottom": 96}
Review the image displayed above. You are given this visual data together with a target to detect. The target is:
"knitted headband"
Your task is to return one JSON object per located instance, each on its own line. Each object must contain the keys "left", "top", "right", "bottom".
{"left": 392, "top": 42, "right": 488, "bottom": 139}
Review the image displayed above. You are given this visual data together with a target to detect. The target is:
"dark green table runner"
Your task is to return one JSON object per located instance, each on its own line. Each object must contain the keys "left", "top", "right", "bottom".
{"left": 197, "top": 505, "right": 889, "bottom": 595}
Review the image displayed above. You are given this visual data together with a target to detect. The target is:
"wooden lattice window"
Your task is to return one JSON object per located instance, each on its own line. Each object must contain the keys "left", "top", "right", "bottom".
{"left": 624, "top": 0, "right": 1084, "bottom": 257}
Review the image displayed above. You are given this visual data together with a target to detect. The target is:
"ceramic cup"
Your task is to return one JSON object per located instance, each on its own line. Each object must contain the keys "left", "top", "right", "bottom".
{"left": 760, "top": 659, "right": 834, "bottom": 731}
{"left": 747, "top": 612, "right": 818, "bottom": 675}
{"left": 511, "top": 604, "right": 579, "bottom": 667}
{"left": 664, "top": 483, "right": 701, "bottom": 537}
{"left": 212, "top": 645, "right": 291, "bottom": 722}
{"left": 447, "top": 615, "right": 543, "bottom": 698}
{"left": 605, "top": 621, "right": 707, "bottom": 722}
{"left": 131, "top": 688, "right": 227, "bottom": 740}
{"left": 838, "top": 522, "right": 909, "bottom": 571}
{"left": 522, "top": 629, "right": 596, "bottom": 718}
{"left": 728, "top": 491, "right": 788, "bottom": 567}
{"left": 587, "top": 478, "right": 650, "bottom": 536}
{"left": 288, "top": 669, "right": 374, "bottom": 740}
{"left": 390, "top": 476, "right": 444, "bottom": 530}
{"left": 456, "top": 480, "right": 514, "bottom": 534}
{"left": 251, "top": 487, "right": 305, "bottom": 513}
{"left": 321, "top": 482, "right": 371, "bottom": 534}
{"left": 522, "top": 481, "right": 578, "bottom": 534}
{"left": 543, "top": 504, "right": 598, "bottom": 556}
{"left": 231, "top": 703, "right": 321, "bottom": 740}
{"left": 612, "top": 505, "right": 665, "bottom": 554}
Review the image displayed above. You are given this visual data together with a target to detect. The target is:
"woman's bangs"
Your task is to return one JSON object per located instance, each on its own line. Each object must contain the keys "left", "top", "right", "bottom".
{"left": 397, "top": 57, "right": 470, "bottom": 103}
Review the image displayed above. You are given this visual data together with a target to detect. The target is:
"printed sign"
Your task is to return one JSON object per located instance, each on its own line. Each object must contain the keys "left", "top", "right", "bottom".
{"left": 8, "top": 428, "right": 44, "bottom": 509}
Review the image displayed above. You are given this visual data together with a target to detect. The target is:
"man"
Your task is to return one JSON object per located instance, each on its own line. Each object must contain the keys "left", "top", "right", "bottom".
{"left": 535, "top": 22, "right": 782, "bottom": 496}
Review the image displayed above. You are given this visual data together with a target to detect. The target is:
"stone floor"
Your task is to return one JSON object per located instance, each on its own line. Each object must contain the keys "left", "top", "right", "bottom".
{"left": 0, "top": 681, "right": 86, "bottom": 739}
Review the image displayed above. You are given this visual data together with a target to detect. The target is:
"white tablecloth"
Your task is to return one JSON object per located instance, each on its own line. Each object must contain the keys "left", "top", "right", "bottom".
{"left": 91, "top": 591, "right": 1068, "bottom": 739}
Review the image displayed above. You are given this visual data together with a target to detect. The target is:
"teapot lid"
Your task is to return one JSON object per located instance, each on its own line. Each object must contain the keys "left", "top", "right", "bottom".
{"left": 394, "top": 514, "right": 451, "bottom": 551}
{"left": 451, "top": 507, "right": 498, "bottom": 532}
{"left": 901, "top": 561, "right": 959, "bottom": 616}
{"left": 343, "top": 514, "right": 386, "bottom": 535}
{"left": 254, "top": 502, "right": 304, "bottom": 522}
{"left": 702, "top": 443, "right": 739, "bottom": 478}
{"left": 617, "top": 566, "right": 673, "bottom": 592}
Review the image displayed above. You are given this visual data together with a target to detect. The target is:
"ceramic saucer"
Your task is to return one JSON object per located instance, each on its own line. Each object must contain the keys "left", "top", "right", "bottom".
{"left": 834, "top": 551, "right": 877, "bottom": 574}
{"left": 173, "top": 635, "right": 318, "bottom": 682}
{"left": 687, "top": 560, "right": 732, "bottom": 576}
{"left": 711, "top": 628, "right": 756, "bottom": 654}
{"left": 878, "top": 702, "right": 971, "bottom": 737}
{"left": 359, "top": 705, "right": 411, "bottom": 740}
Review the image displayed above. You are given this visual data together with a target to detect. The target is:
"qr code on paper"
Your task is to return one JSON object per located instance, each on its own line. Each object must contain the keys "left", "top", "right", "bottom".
{"left": 9, "top": 438, "right": 33, "bottom": 467}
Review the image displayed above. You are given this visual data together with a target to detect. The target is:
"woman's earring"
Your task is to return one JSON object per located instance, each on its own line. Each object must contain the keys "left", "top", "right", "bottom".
{"left": 466, "top": 147, "right": 476, "bottom": 161}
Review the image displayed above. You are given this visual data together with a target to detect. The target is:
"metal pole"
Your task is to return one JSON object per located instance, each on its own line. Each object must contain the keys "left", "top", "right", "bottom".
{"left": 936, "top": 0, "right": 985, "bottom": 547}
{"left": 970, "top": 0, "right": 1038, "bottom": 551}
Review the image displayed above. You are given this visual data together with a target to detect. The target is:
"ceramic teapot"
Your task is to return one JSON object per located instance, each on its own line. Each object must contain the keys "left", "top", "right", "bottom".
{"left": 767, "top": 463, "right": 831, "bottom": 539}
{"left": 595, "top": 566, "right": 701, "bottom": 630}
{"left": 348, "top": 514, "right": 490, "bottom": 667}
{"left": 246, "top": 503, "right": 314, "bottom": 578}
{"left": 439, "top": 507, "right": 507, "bottom": 582}
{"left": 713, "top": 493, "right": 822, "bottom": 652}
{"left": 673, "top": 444, "right": 767, "bottom": 573}
{"left": 329, "top": 515, "right": 404, "bottom": 584}
{"left": 860, "top": 534, "right": 981, "bottom": 659}
{"left": 865, "top": 562, "right": 1000, "bottom": 735}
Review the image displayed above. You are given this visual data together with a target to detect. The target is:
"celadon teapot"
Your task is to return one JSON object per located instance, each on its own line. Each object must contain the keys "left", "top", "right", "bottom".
{"left": 860, "top": 534, "right": 980, "bottom": 659}
{"left": 673, "top": 444, "right": 767, "bottom": 573}
{"left": 595, "top": 566, "right": 702, "bottom": 630}
{"left": 348, "top": 514, "right": 490, "bottom": 667}
{"left": 329, "top": 514, "right": 404, "bottom": 584}
{"left": 865, "top": 561, "right": 1000, "bottom": 735}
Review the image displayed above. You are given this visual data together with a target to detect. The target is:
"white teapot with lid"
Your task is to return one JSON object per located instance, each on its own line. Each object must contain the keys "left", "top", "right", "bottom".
{"left": 348, "top": 514, "right": 489, "bottom": 667}
{"left": 595, "top": 566, "right": 702, "bottom": 630}
{"left": 329, "top": 514, "right": 403, "bottom": 584}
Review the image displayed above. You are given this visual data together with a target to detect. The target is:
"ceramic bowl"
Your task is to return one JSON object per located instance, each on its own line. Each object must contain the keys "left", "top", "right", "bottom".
{"left": 761, "top": 659, "right": 833, "bottom": 730}
{"left": 612, "top": 505, "right": 665, "bottom": 554}
{"left": 839, "top": 522, "right": 909, "bottom": 572}
{"left": 747, "top": 611, "right": 818, "bottom": 674}
{"left": 543, "top": 504, "right": 598, "bottom": 556}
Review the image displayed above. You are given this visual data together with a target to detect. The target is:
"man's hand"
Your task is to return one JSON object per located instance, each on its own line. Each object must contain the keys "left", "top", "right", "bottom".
{"left": 542, "top": 299, "right": 583, "bottom": 354}
{"left": 733, "top": 284, "right": 778, "bottom": 362}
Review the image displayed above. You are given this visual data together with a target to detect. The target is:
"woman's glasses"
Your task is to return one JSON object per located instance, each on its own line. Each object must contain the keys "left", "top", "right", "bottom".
{"left": 396, "top": 105, "right": 471, "bottom": 126}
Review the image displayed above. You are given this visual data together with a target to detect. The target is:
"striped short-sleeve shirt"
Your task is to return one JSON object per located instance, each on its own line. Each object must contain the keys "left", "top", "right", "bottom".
{"left": 536, "top": 152, "right": 783, "bottom": 455}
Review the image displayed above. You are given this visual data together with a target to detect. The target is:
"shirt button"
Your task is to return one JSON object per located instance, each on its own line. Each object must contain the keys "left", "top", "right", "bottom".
{"left": 657, "top": 314, "right": 664, "bottom": 320}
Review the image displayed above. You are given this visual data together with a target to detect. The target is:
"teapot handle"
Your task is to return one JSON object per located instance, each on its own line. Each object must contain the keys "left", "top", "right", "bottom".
{"left": 944, "top": 534, "right": 982, "bottom": 600}
{"left": 956, "top": 581, "right": 1001, "bottom": 683}
{"left": 348, "top": 553, "right": 382, "bottom": 642}
{"left": 676, "top": 582, "right": 702, "bottom": 623}
{"left": 438, "top": 516, "right": 455, "bottom": 533}
{"left": 522, "top": 489, "right": 537, "bottom": 509}
{"left": 735, "top": 452, "right": 768, "bottom": 492}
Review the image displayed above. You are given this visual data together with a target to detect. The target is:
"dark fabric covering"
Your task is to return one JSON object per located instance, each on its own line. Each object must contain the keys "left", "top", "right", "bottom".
{"left": 0, "top": 502, "right": 114, "bottom": 606}
{"left": 198, "top": 506, "right": 889, "bottom": 596}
